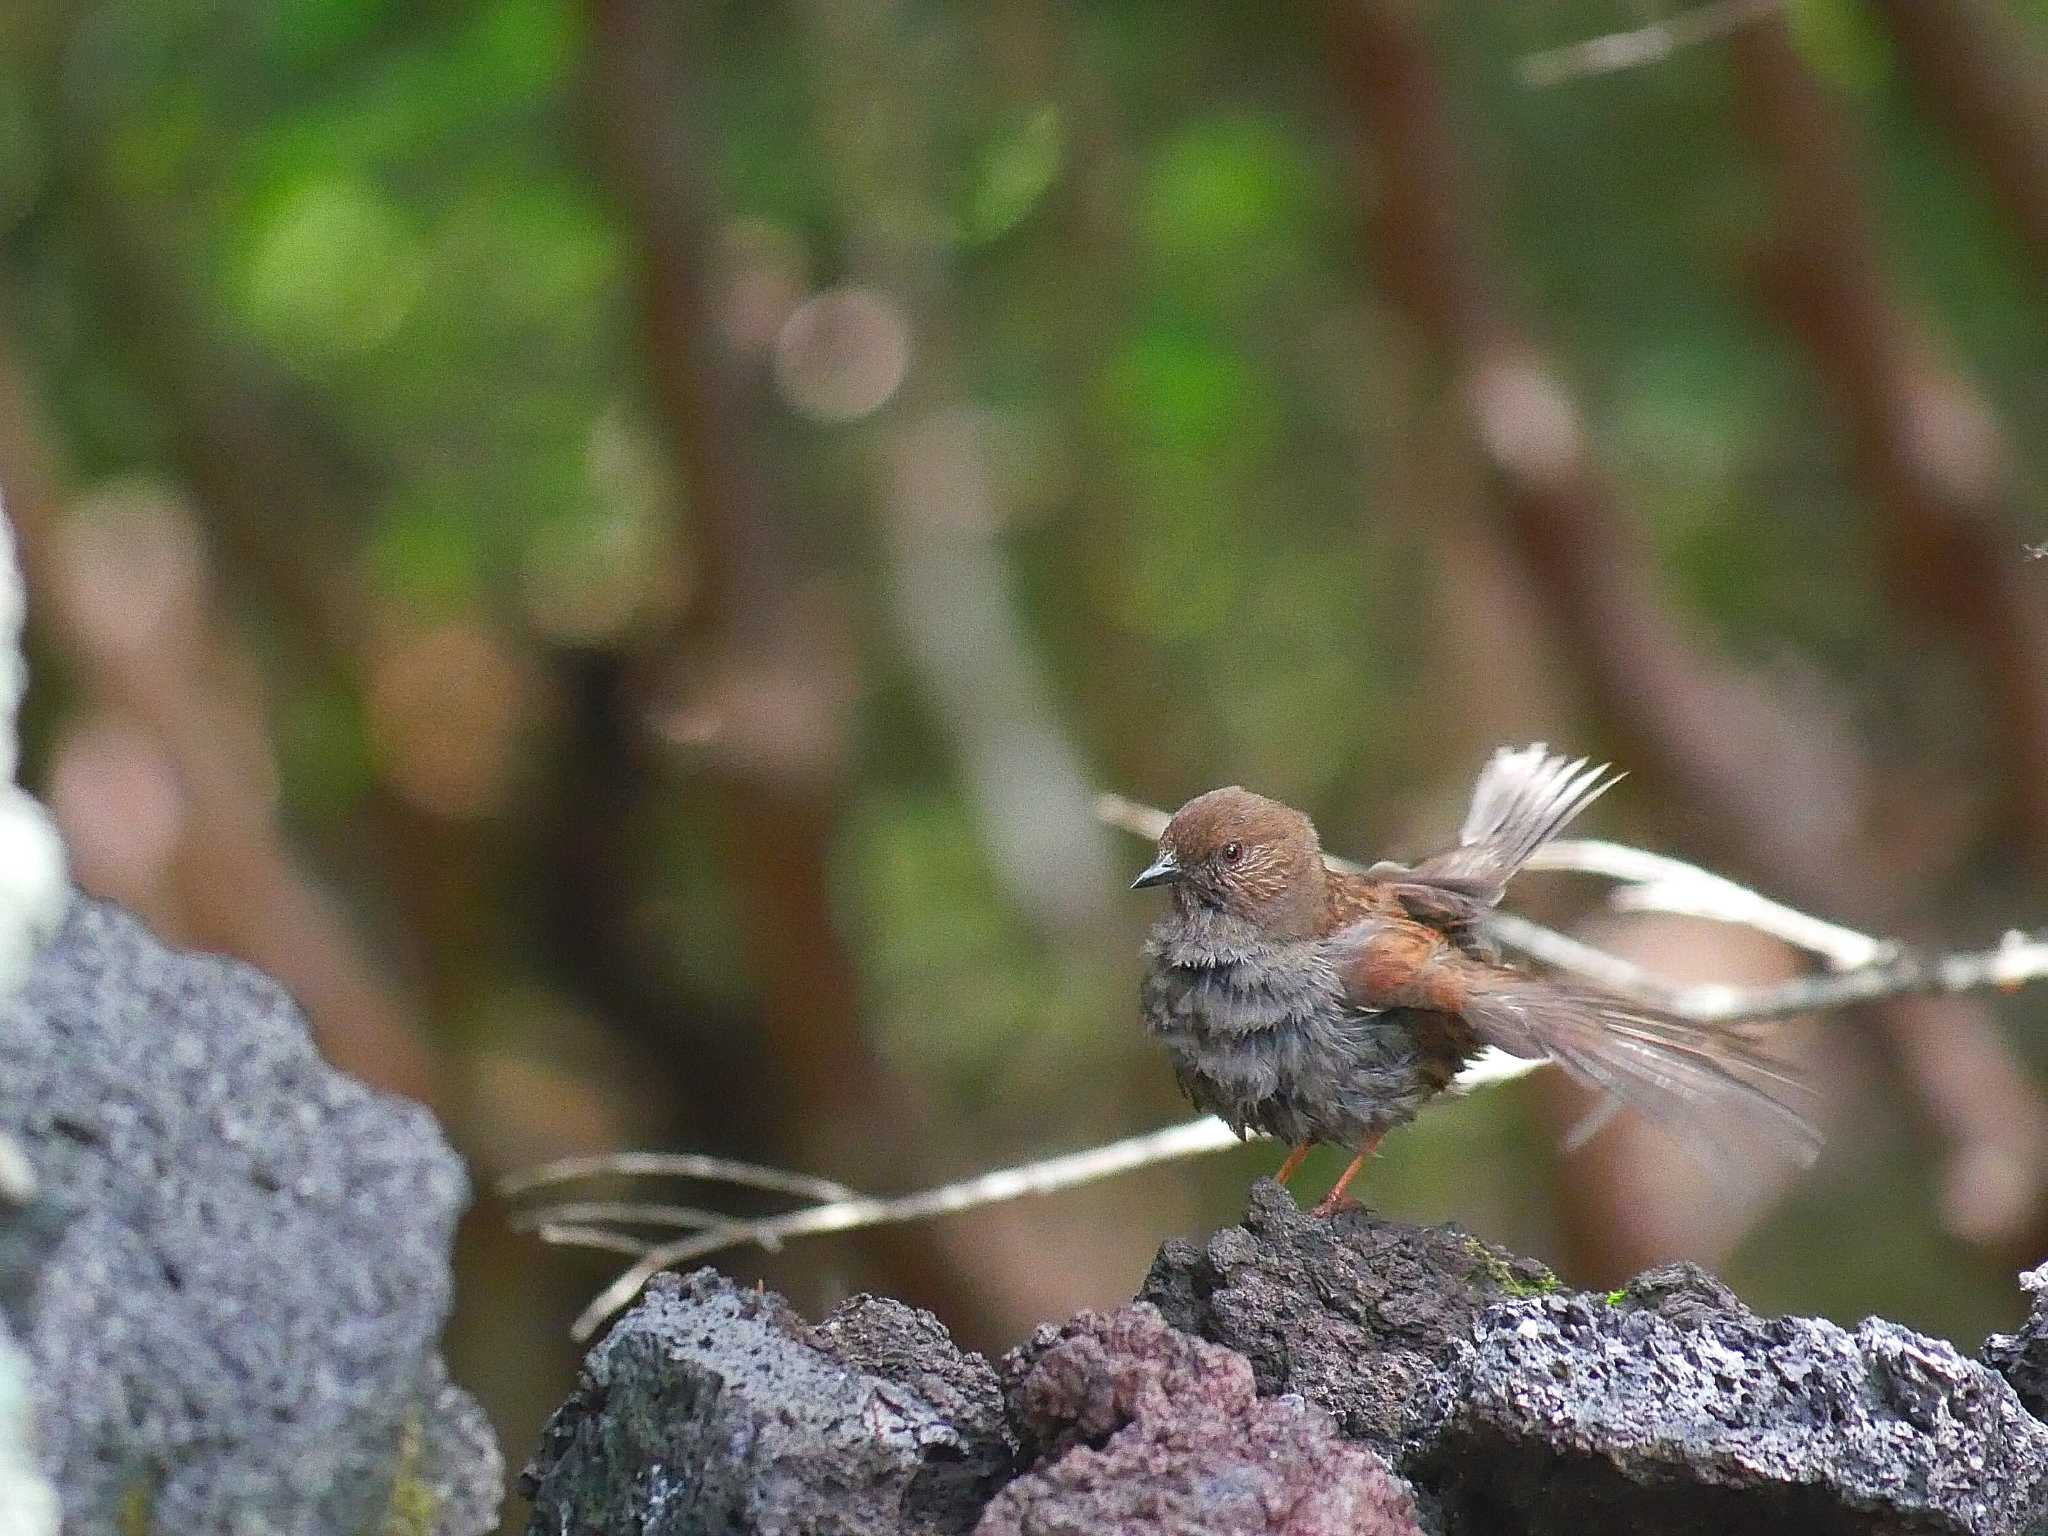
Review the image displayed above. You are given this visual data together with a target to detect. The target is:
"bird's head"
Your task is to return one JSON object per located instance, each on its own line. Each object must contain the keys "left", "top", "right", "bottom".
{"left": 1131, "top": 786, "right": 1326, "bottom": 938}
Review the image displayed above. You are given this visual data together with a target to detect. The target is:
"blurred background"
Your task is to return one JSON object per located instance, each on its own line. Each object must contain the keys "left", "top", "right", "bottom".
{"left": 1, "top": 0, "right": 2045, "bottom": 1523}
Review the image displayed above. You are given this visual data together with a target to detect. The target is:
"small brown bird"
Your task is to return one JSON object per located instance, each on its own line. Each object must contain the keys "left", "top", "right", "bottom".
{"left": 1133, "top": 746, "right": 1820, "bottom": 1215}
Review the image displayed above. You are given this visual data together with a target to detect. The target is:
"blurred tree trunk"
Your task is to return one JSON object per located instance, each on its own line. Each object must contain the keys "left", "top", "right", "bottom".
{"left": 1732, "top": 16, "right": 2048, "bottom": 876}
{"left": 1860, "top": 0, "right": 2048, "bottom": 279}
{"left": 582, "top": 0, "right": 1010, "bottom": 1338}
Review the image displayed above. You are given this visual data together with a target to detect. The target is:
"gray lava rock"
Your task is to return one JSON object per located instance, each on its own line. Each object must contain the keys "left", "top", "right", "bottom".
{"left": 521, "top": 1269, "right": 1013, "bottom": 1535}
{"left": 1420, "top": 1273, "right": 2048, "bottom": 1536}
{"left": 1983, "top": 1261, "right": 2048, "bottom": 1421}
{"left": 1139, "top": 1178, "right": 1557, "bottom": 1449}
{"left": 0, "top": 897, "right": 499, "bottom": 1535}
{"left": 980, "top": 1304, "right": 1421, "bottom": 1536}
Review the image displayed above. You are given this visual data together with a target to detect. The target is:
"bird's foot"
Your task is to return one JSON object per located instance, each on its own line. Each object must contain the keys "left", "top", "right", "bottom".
{"left": 1307, "top": 1190, "right": 1360, "bottom": 1219}
{"left": 1304, "top": 1137, "right": 1380, "bottom": 1218}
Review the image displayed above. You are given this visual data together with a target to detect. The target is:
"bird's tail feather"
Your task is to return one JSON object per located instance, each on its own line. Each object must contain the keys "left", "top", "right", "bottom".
{"left": 1464, "top": 978, "right": 1822, "bottom": 1174}
{"left": 1458, "top": 743, "right": 1621, "bottom": 878}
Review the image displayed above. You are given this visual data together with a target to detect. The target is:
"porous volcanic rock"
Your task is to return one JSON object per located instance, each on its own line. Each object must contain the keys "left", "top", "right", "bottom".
{"left": 0, "top": 897, "right": 500, "bottom": 1535}
{"left": 1983, "top": 1260, "right": 2048, "bottom": 1422}
{"left": 530, "top": 1179, "right": 2048, "bottom": 1535}
{"left": 522, "top": 1270, "right": 1013, "bottom": 1535}
{"left": 979, "top": 1303, "right": 1421, "bottom": 1536}
{"left": 1139, "top": 1177, "right": 1558, "bottom": 1450}
{"left": 1423, "top": 1267, "right": 2048, "bottom": 1535}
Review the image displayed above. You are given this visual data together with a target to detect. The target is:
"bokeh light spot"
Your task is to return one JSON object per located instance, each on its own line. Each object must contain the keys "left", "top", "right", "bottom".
{"left": 239, "top": 175, "right": 426, "bottom": 362}
{"left": 49, "top": 712, "right": 185, "bottom": 903}
{"left": 55, "top": 479, "right": 207, "bottom": 662}
{"left": 774, "top": 287, "right": 911, "bottom": 421}
{"left": 959, "top": 104, "right": 1064, "bottom": 246}
{"left": 366, "top": 617, "right": 538, "bottom": 819}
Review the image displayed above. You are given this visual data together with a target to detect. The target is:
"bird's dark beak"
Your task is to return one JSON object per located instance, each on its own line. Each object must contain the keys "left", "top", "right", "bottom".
{"left": 1130, "top": 851, "right": 1182, "bottom": 890}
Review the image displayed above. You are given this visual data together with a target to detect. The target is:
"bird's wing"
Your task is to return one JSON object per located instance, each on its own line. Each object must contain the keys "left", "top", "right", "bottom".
{"left": 1371, "top": 744, "right": 1621, "bottom": 926}
{"left": 1326, "top": 915, "right": 1467, "bottom": 1012}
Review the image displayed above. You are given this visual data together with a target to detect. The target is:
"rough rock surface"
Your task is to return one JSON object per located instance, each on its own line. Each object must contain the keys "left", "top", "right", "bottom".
{"left": 533, "top": 1179, "right": 2048, "bottom": 1535}
{"left": 523, "top": 1270, "right": 1013, "bottom": 1535}
{"left": 0, "top": 897, "right": 500, "bottom": 1535}
{"left": 1983, "top": 1261, "right": 2048, "bottom": 1421}
{"left": 1140, "top": 1178, "right": 1557, "bottom": 1450}
{"left": 1424, "top": 1265, "right": 2048, "bottom": 1535}
{"left": 980, "top": 1304, "right": 1420, "bottom": 1536}
{"left": 1166, "top": 1189, "right": 2048, "bottom": 1535}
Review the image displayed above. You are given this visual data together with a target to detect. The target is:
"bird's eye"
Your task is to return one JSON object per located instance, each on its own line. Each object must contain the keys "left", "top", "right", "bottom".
{"left": 1222, "top": 842, "right": 1243, "bottom": 864}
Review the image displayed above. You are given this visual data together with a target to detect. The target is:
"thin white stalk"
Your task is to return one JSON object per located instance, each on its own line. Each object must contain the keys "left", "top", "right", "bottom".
{"left": 507, "top": 1200, "right": 739, "bottom": 1233}
{"left": 1529, "top": 838, "right": 1887, "bottom": 968}
{"left": 553, "top": 1116, "right": 1246, "bottom": 1340}
{"left": 1518, "top": 0, "right": 1784, "bottom": 88}
{"left": 499, "top": 1150, "right": 859, "bottom": 1204}
{"left": 1481, "top": 910, "right": 1689, "bottom": 998}
{"left": 533, "top": 1223, "right": 678, "bottom": 1259}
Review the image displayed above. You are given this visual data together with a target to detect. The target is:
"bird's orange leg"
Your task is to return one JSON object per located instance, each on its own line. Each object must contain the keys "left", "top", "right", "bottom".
{"left": 1308, "top": 1134, "right": 1383, "bottom": 1218}
{"left": 1273, "top": 1142, "right": 1313, "bottom": 1186}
